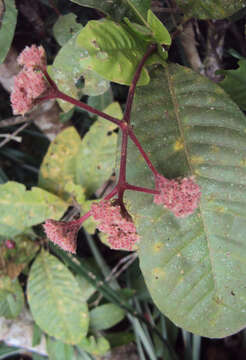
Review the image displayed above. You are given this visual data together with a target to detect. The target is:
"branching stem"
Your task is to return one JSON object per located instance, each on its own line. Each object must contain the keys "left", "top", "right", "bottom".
{"left": 124, "top": 44, "right": 157, "bottom": 124}
{"left": 41, "top": 44, "right": 160, "bottom": 223}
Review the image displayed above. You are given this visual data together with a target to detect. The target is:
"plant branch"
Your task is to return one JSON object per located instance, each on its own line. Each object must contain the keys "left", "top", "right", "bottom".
{"left": 128, "top": 128, "right": 158, "bottom": 176}
{"left": 125, "top": 183, "right": 159, "bottom": 195}
{"left": 124, "top": 44, "right": 157, "bottom": 124}
{"left": 39, "top": 89, "right": 122, "bottom": 127}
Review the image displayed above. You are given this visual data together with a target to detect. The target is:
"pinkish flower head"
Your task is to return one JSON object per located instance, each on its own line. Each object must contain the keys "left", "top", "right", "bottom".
{"left": 91, "top": 200, "right": 139, "bottom": 251}
{"left": 5, "top": 239, "right": 16, "bottom": 249}
{"left": 154, "top": 174, "right": 201, "bottom": 218}
{"left": 43, "top": 219, "right": 81, "bottom": 254}
{"left": 17, "top": 45, "right": 46, "bottom": 71}
{"left": 11, "top": 68, "right": 48, "bottom": 115}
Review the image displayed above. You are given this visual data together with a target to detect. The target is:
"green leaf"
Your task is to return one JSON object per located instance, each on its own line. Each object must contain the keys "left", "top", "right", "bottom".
{"left": 147, "top": 10, "right": 171, "bottom": 45}
{"left": 27, "top": 251, "right": 89, "bottom": 344}
{"left": 0, "top": 0, "right": 17, "bottom": 64}
{"left": 0, "top": 182, "right": 67, "bottom": 238}
{"left": 0, "top": 277, "right": 24, "bottom": 318}
{"left": 53, "top": 13, "right": 83, "bottom": 46}
{"left": 76, "top": 19, "right": 149, "bottom": 86}
{"left": 39, "top": 127, "right": 82, "bottom": 201}
{"left": 69, "top": 0, "right": 150, "bottom": 22}
{"left": 90, "top": 303, "right": 125, "bottom": 330}
{"left": 32, "top": 323, "right": 43, "bottom": 347}
{"left": 125, "top": 64, "right": 246, "bottom": 337}
{"left": 50, "top": 33, "right": 109, "bottom": 112}
{"left": 105, "top": 331, "right": 135, "bottom": 348}
{"left": 76, "top": 275, "right": 96, "bottom": 301}
{"left": 175, "top": 0, "right": 246, "bottom": 19}
{"left": 46, "top": 337, "right": 74, "bottom": 360}
{"left": 78, "top": 335, "right": 110, "bottom": 356}
{"left": 218, "top": 59, "right": 246, "bottom": 110}
{"left": 76, "top": 102, "right": 121, "bottom": 196}
{"left": 87, "top": 88, "right": 113, "bottom": 115}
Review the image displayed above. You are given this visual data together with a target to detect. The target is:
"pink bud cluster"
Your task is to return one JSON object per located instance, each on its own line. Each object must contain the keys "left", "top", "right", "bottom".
{"left": 11, "top": 45, "right": 48, "bottom": 115}
{"left": 91, "top": 200, "right": 139, "bottom": 251}
{"left": 154, "top": 175, "right": 201, "bottom": 218}
{"left": 43, "top": 219, "right": 81, "bottom": 254}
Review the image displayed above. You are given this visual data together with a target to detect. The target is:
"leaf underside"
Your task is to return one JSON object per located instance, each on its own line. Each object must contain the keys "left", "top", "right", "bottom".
{"left": 125, "top": 64, "right": 246, "bottom": 338}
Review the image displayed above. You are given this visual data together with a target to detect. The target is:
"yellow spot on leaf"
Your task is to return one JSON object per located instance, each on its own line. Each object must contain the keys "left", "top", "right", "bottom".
{"left": 190, "top": 156, "right": 204, "bottom": 165}
{"left": 152, "top": 267, "right": 165, "bottom": 280}
{"left": 173, "top": 138, "right": 184, "bottom": 152}
{"left": 240, "top": 158, "right": 246, "bottom": 167}
{"left": 153, "top": 242, "right": 164, "bottom": 253}
{"left": 210, "top": 145, "right": 219, "bottom": 153}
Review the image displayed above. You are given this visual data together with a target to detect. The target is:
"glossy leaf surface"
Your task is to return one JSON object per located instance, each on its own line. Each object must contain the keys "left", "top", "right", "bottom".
{"left": 76, "top": 19, "right": 149, "bottom": 85}
{"left": 125, "top": 64, "right": 246, "bottom": 337}
{"left": 147, "top": 9, "right": 171, "bottom": 45}
{"left": 0, "top": 182, "right": 67, "bottom": 237}
{"left": 176, "top": 0, "right": 246, "bottom": 19}
{"left": 27, "top": 251, "right": 89, "bottom": 344}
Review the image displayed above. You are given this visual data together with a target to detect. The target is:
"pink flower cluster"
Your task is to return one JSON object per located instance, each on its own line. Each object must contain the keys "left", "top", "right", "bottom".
{"left": 43, "top": 219, "right": 81, "bottom": 254}
{"left": 11, "top": 45, "right": 48, "bottom": 115}
{"left": 154, "top": 174, "right": 201, "bottom": 217}
{"left": 91, "top": 200, "right": 139, "bottom": 251}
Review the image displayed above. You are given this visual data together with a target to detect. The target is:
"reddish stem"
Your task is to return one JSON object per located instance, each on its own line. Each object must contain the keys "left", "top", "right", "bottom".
{"left": 39, "top": 44, "right": 160, "bottom": 215}
{"left": 117, "top": 126, "right": 129, "bottom": 202}
{"left": 125, "top": 184, "right": 159, "bottom": 195}
{"left": 124, "top": 44, "right": 156, "bottom": 124}
{"left": 39, "top": 89, "right": 122, "bottom": 127}
{"left": 128, "top": 128, "right": 159, "bottom": 177}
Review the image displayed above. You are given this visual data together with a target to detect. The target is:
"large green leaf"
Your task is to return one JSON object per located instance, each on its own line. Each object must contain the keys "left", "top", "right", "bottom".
{"left": 69, "top": 0, "right": 150, "bottom": 22}
{"left": 176, "top": 0, "right": 246, "bottom": 19}
{"left": 76, "top": 102, "right": 121, "bottom": 196}
{"left": 27, "top": 251, "right": 89, "bottom": 344}
{"left": 76, "top": 19, "right": 149, "bottom": 86}
{"left": 125, "top": 64, "right": 246, "bottom": 337}
{"left": 50, "top": 33, "right": 109, "bottom": 112}
{"left": 0, "top": 277, "right": 24, "bottom": 318}
{"left": 0, "top": 182, "right": 67, "bottom": 238}
{"left": 0, "top": 0, "right": 17, "bottom": 64}
{"left": 218, "top": 59, "right": 246, "bottom": 110}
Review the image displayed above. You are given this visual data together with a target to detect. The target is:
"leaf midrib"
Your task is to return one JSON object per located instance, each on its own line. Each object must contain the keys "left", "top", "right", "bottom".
{"left": 165, "top": 64, "right": 217, "bottom": 300}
